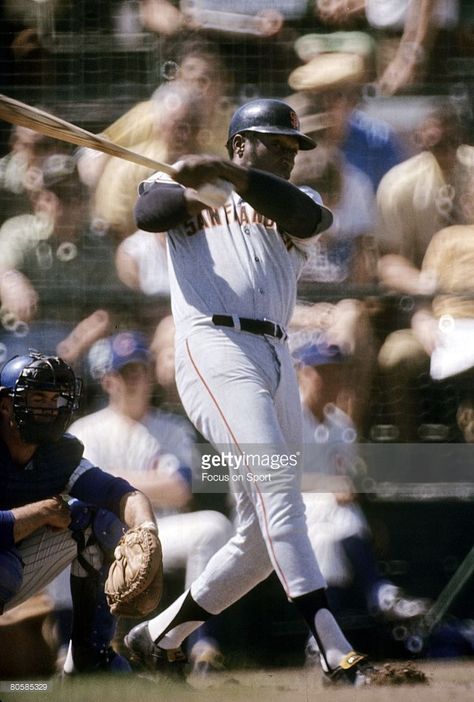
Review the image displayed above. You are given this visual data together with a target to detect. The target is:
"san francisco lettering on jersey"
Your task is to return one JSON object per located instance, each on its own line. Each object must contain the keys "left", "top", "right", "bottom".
{"left": 183, "top": 203, "right": 276, "bottom": 236}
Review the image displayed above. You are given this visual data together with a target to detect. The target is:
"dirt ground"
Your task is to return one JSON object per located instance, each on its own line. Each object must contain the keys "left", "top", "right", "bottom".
{"left": 1, "top": 659, "right": 472, "bottom": 702}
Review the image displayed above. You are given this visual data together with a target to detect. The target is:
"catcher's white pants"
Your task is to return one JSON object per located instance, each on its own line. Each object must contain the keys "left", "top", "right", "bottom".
{"left": 175, "top": 326, "right": 326, "bottom": 612}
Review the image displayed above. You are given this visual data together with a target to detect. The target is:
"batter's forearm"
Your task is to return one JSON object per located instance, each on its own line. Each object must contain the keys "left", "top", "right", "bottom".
{"left": 240, "top": 169, "right": 321, "bottom": 237}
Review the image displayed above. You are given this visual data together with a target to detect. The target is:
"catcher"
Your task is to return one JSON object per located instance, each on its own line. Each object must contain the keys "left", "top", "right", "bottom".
{"left": 0, "top": 351, "right": 163, "bottom": 673}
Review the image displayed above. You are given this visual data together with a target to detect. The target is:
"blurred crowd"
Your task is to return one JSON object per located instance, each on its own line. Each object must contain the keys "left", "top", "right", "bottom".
{"left": 1, "top": 0, "right": 474, "bottom": 442}
{"left": 1, "top": 0, "right": 474, "bottom": 677}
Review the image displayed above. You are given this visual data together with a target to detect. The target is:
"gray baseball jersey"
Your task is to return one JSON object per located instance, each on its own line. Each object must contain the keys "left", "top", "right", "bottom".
{"left": 139, "top": 170, "right": 327, "bottom": 603}
{"left": 141, "top": 172, "right": 324, "bottom": 340}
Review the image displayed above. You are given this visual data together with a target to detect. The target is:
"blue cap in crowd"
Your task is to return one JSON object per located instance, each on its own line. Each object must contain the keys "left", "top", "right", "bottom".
{"left": 88, "top": 331, "right": 150, "bottom": 379}
{"left": 290, "top": 329, "right": 346, "bottom": 368}
{"left": 292, "top": 341, "right": 345, "bottom": 367}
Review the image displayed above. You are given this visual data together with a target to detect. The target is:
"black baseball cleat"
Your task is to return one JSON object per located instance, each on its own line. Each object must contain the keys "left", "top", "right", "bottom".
{"left": 322, "top": 651, "right": 377, "bottom": 687}
{"left": 124, "top": 622, "right": 188, "bottom": 682}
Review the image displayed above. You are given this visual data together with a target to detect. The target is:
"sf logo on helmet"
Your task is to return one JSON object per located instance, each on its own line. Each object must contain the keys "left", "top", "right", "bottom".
{"left": 290, "top": 110, "right": 300, "bottom": 130}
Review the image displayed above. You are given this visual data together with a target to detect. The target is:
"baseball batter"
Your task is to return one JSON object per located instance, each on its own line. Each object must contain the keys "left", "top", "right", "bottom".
{"left": 125, "top": 99, "right": 373, "bottom": 684}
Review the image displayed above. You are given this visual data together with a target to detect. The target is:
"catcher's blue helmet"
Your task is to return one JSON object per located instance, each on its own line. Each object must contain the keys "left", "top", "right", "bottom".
{"left": 0, "top": 351, "right": 81, "bottom": 444}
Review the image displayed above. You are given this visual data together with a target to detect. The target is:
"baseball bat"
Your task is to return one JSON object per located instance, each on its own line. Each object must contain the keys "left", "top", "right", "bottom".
{"left": 0, "top": 93, "right": 177, "bottom": 175}
{"left": 0, "top": 93, "right": 232, "bottom": 206}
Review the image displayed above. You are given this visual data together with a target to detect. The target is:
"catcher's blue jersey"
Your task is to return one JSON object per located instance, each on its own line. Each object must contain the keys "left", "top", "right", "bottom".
{"left": 0, "top": 433, "right": 134, "bottom": 521}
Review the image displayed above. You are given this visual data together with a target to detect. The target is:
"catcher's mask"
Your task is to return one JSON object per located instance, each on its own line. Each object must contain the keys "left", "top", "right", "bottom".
{"left": 0, "top": 351, "right": 82, "bottom": 444}
{"left": 226, "top": 98, "right": 316, "bottom": 153}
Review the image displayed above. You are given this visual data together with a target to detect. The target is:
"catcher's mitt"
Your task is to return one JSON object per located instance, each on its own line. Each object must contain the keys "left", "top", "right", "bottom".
{"left": 105, "top": 523, "right": 163, "bottom": 618}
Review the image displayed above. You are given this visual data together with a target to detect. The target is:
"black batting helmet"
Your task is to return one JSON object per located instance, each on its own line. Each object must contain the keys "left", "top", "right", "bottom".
{"left": 227, "top": 99, "right": 316, "bottom": 152}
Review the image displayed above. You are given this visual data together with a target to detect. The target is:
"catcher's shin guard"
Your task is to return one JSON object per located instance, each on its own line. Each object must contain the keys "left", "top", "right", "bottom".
{"left": 67, "top": 510, "right": 126, "bottom": 673}
{"left": 63, "top": 639, "right": 131, "bottom": 675}
{"left": 68, "top": 568, "right": 121, "bottom": 672}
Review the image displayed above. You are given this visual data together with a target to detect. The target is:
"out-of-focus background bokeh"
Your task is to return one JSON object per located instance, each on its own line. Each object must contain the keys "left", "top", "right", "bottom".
{"left": 1, "top": 0, "right": 474, "bottom": 681}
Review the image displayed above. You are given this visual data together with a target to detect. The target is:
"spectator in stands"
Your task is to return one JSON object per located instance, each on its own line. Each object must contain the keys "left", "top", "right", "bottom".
{"left": 78, "top": 41, "right": 233, "bottom": 240}
{"left": 311, "top": 0, "right": 459, "bottom": 95}
{"left": 367, "top": 0, "right": 458, "bottom": 96}
{"left": 83, "top": 82, "right": 207, "bottom": 241}
{"left": 290, "top": 299, "right": 376, "bottom": 450}
{"left": 69, "top": 330, "right": 233, "bottom": 674}
{"left": 0, "top": 126, "right": 72, "bottom": 221}
{"left": 141, "top": 1, "right": 306, "bottom": 98}
{"left": 291, "top": 141, "right": 377, "bottom": 289}
{"left": 377, "top": 174, "right": 474, "bottom": 431}
{"left": 0, "top": 154, "right": 130, "bottom": 366}
{"left": 376, "top": 105, "right": 474, "bottom": 439}
{"left": 376, "top": 104, "right": 473, "bottom": 278}
{"left": 287, "top": 47, "right": 405, "bottom": 191}
{"left": 97, "top": 37, "right": 231, "bottom": 161}
{"left": 292, "top": 335, "right": 429, "bottom": 664}
{"left": 113, "top": 227, "right": 172, "bottom": 343}
{"left": 289, "top": 135, "right": 378, "bottom": 435}
{"left": 313, "top": 0, "right": 366, "bottom": 27}
{"left": 149, "top": 315, "right": 182, "bottom": 409}
{"left": 137, "top": 0, "right": 187, "bottom": 37}
{"left": 1, "top": 3, "right": 54, "bottom": 98}
{"left": 115, "top": 229, "right": 170, "bottom": 298}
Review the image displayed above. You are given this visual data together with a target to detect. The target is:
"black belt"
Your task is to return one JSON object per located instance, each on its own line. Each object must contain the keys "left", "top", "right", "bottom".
{"left": 212, "top": 315, "right": 287, "bottom": 340}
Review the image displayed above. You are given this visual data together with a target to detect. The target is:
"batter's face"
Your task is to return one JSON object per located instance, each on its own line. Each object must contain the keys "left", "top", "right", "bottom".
{"left": 234, "top": 133, "right": 299, "bottom": 180}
